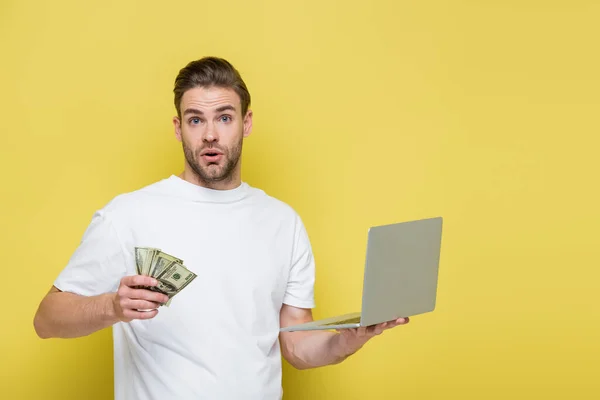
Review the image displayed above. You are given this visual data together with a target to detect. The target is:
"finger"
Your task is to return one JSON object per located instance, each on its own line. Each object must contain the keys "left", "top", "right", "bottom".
{"left": 123, "top": 308, "right": 158, "bottom": 320}
{"left": 122, "top": 299, "right": 162, "bottom": 311}
{"left": 382, "top": 317, "right": 408, "bottom": 328}
{"left": 366, "top": 323, "right": 383, "bottom": 336}
{"left": 127, "top": 288, "right": 169, "bottom": 304}
{"left": 121, "top": 275, "right": 158, "bottom": 288}
{"left": 373, "top": 322, "right": 387, "bottom": 335}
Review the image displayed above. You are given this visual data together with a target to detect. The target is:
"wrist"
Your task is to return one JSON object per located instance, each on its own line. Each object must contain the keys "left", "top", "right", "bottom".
{"left": 104, "top": 292, "right": 122, "bottom": 323}
{"left": 332, "top": 332, "right": 362, "bottom": 360}
{"left": 333, "top": 333, "right": 366, "bottom": 359}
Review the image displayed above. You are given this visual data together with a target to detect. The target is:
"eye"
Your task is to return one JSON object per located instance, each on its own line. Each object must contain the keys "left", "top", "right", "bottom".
{"left": 219, "top": 115, "right": 232, "bottom": 122}
{"left": 189, "top": 117, "right": 201, "bottom": 125}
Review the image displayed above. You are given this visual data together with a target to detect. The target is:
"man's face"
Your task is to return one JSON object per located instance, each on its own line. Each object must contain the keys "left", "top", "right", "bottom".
{"left": 173, "top": 86, "right": 252, "bottom": 189}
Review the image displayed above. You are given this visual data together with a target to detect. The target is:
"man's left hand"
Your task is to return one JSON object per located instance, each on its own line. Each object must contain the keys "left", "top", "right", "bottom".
{"left": 335, "top": 317, "right": 410, "bottom": 357}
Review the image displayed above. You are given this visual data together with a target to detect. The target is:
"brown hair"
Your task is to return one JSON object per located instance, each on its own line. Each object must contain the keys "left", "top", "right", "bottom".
{"left": 173, "top": 56, "right": 251, "bottom": 118}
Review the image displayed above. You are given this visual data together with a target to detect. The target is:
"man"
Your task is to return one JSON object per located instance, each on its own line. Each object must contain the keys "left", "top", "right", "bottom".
{"left": 33, "top": 56, "right": 408, "bottom": 399}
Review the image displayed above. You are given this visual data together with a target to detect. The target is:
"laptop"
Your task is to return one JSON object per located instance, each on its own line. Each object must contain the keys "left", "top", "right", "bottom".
{"left": 280, "top": 216, "right": 443, "bottom": 332}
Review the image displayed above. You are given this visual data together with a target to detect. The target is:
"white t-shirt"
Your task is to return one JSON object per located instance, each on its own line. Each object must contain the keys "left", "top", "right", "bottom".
{"left": 54, "top": 175, "right": 316, "bottom": 400}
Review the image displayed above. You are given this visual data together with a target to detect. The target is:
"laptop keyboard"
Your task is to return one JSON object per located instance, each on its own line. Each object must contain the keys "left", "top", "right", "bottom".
{"left": 322, "top": 316, "right": 361, "bottom": 326}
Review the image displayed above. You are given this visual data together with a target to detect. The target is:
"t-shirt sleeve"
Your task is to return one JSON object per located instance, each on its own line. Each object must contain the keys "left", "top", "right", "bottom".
{"left": 54, "top": 208, "right": 128, "bottom": 296}
{"left": 283, "top": 215, "right": 316, "bottom": 309}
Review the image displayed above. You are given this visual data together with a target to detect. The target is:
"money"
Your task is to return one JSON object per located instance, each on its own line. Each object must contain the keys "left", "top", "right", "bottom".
{"left": 143, "top": 248, "right": 161, "bottom": 276}
{"left": 134, "top": 247, "right": 197, "bottom": 307}
{"left": 150, "top": 252, "right": 183, "bottom": 278}
{"left": 134, "top": 247, "right": 149, "bottom": 275}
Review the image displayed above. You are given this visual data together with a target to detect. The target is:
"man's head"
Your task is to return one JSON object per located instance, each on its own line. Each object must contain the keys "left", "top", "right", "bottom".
{"left": 172, "top": 57, "right": 252, "bottom": 190}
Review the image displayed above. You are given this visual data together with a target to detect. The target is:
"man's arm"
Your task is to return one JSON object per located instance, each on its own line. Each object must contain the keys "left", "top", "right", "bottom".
{"left": 279, "top": 304, "right": 409, "bottom": 370}
{"left": 33, "top": 275, "right": 169, "bottom": 339}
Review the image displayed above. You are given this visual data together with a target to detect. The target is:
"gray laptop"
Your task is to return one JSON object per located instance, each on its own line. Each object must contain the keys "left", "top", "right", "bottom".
{"left": 280, "top": 217, "right": 443, "bottom": 332}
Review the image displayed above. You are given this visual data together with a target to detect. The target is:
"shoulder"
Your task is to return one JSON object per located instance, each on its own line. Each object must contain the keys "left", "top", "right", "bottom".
{"left": 98, "top": 177, "right": 174, "bottom": 216}
{"left": 245, "top": 184, "right": 303, "bottom": 222}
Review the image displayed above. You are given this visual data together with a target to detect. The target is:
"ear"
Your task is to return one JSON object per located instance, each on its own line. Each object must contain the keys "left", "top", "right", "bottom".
{"left": 243, "top": 109, "right": 253, "bottom": 138}
{"left": 173, "top": 116, "right": 182, "bottom": 142}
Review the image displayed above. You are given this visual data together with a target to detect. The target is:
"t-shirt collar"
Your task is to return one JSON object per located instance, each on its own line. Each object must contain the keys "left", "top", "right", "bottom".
{"left": 166, "top": 174, "right": 249, "bottom": 203}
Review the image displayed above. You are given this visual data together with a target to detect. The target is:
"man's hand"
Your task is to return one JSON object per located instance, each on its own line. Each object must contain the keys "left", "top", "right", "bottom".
{"left": 279, "top": 304, "right": 410, "bottom": 369}
{"left": 334, "top": 317, "right": 410, "bottom": 357}
{"left": 113, "top": 275, "right": 169, "bottom": 322}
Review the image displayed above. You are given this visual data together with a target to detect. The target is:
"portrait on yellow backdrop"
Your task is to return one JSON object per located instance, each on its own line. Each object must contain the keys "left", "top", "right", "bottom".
{"left": 32, "top": 56, "right": 413, "bottom": 400}
{"left": 1, "top": 1, "right": 598, "bottom": 399}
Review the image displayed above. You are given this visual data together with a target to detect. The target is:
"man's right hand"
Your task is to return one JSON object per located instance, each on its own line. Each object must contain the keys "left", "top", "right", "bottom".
{"left": 113, "top": 275, "right": 170, "bottom": 322}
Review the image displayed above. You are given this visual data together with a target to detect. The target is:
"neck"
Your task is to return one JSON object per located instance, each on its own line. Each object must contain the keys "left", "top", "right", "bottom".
{"left": 179, "top": 165, "right": 242, "bottom": 191}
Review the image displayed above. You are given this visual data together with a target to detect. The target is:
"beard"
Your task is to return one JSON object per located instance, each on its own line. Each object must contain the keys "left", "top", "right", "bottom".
{"left": 182, "top": 136, "right": 243, "bottom": 185}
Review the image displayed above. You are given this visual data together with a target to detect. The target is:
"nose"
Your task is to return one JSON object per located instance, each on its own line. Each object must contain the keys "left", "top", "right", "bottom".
{"left": 202, "top": 121, "right": 219, "bottom": 143}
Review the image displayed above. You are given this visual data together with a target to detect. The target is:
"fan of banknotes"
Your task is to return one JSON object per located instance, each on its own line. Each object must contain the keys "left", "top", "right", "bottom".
{"left": 134, "top": 247, "right": 197, "bottom": 307}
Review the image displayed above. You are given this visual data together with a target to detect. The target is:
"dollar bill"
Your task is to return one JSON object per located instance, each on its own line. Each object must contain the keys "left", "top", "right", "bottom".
{"left": 153, "top": 262, "right": 197, "bottom": 298}
{"left": 135, "top": 247, "right": 159, "bottom": 275}
{"left": 150, "top": 252, "right": 183, "bottom": 278}
{"left": 142, "top": 248, "right": 161, "bottom": 276}
{"left": 133, "top": 247, "right": 195, "bottom": 307}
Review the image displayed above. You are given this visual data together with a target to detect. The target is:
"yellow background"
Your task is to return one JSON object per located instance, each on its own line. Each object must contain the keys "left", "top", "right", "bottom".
{"left": 1, "top": 0, "right": 599, "bottom": 398}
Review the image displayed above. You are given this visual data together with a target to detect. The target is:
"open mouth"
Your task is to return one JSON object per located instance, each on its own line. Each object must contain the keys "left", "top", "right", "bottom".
{"left": 201, "top": 151, "right": 223, "bottom": 163}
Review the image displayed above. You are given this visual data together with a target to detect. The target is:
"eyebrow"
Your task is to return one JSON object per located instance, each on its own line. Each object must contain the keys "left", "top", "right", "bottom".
{"left": 183, "top": 108, "right": 203, "bottom": 116}
{"left": 215, "top": 105, "right": 237, "bottom": 113}
{"left": 183, "top": 105, "right": 237, "bottom": 116}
